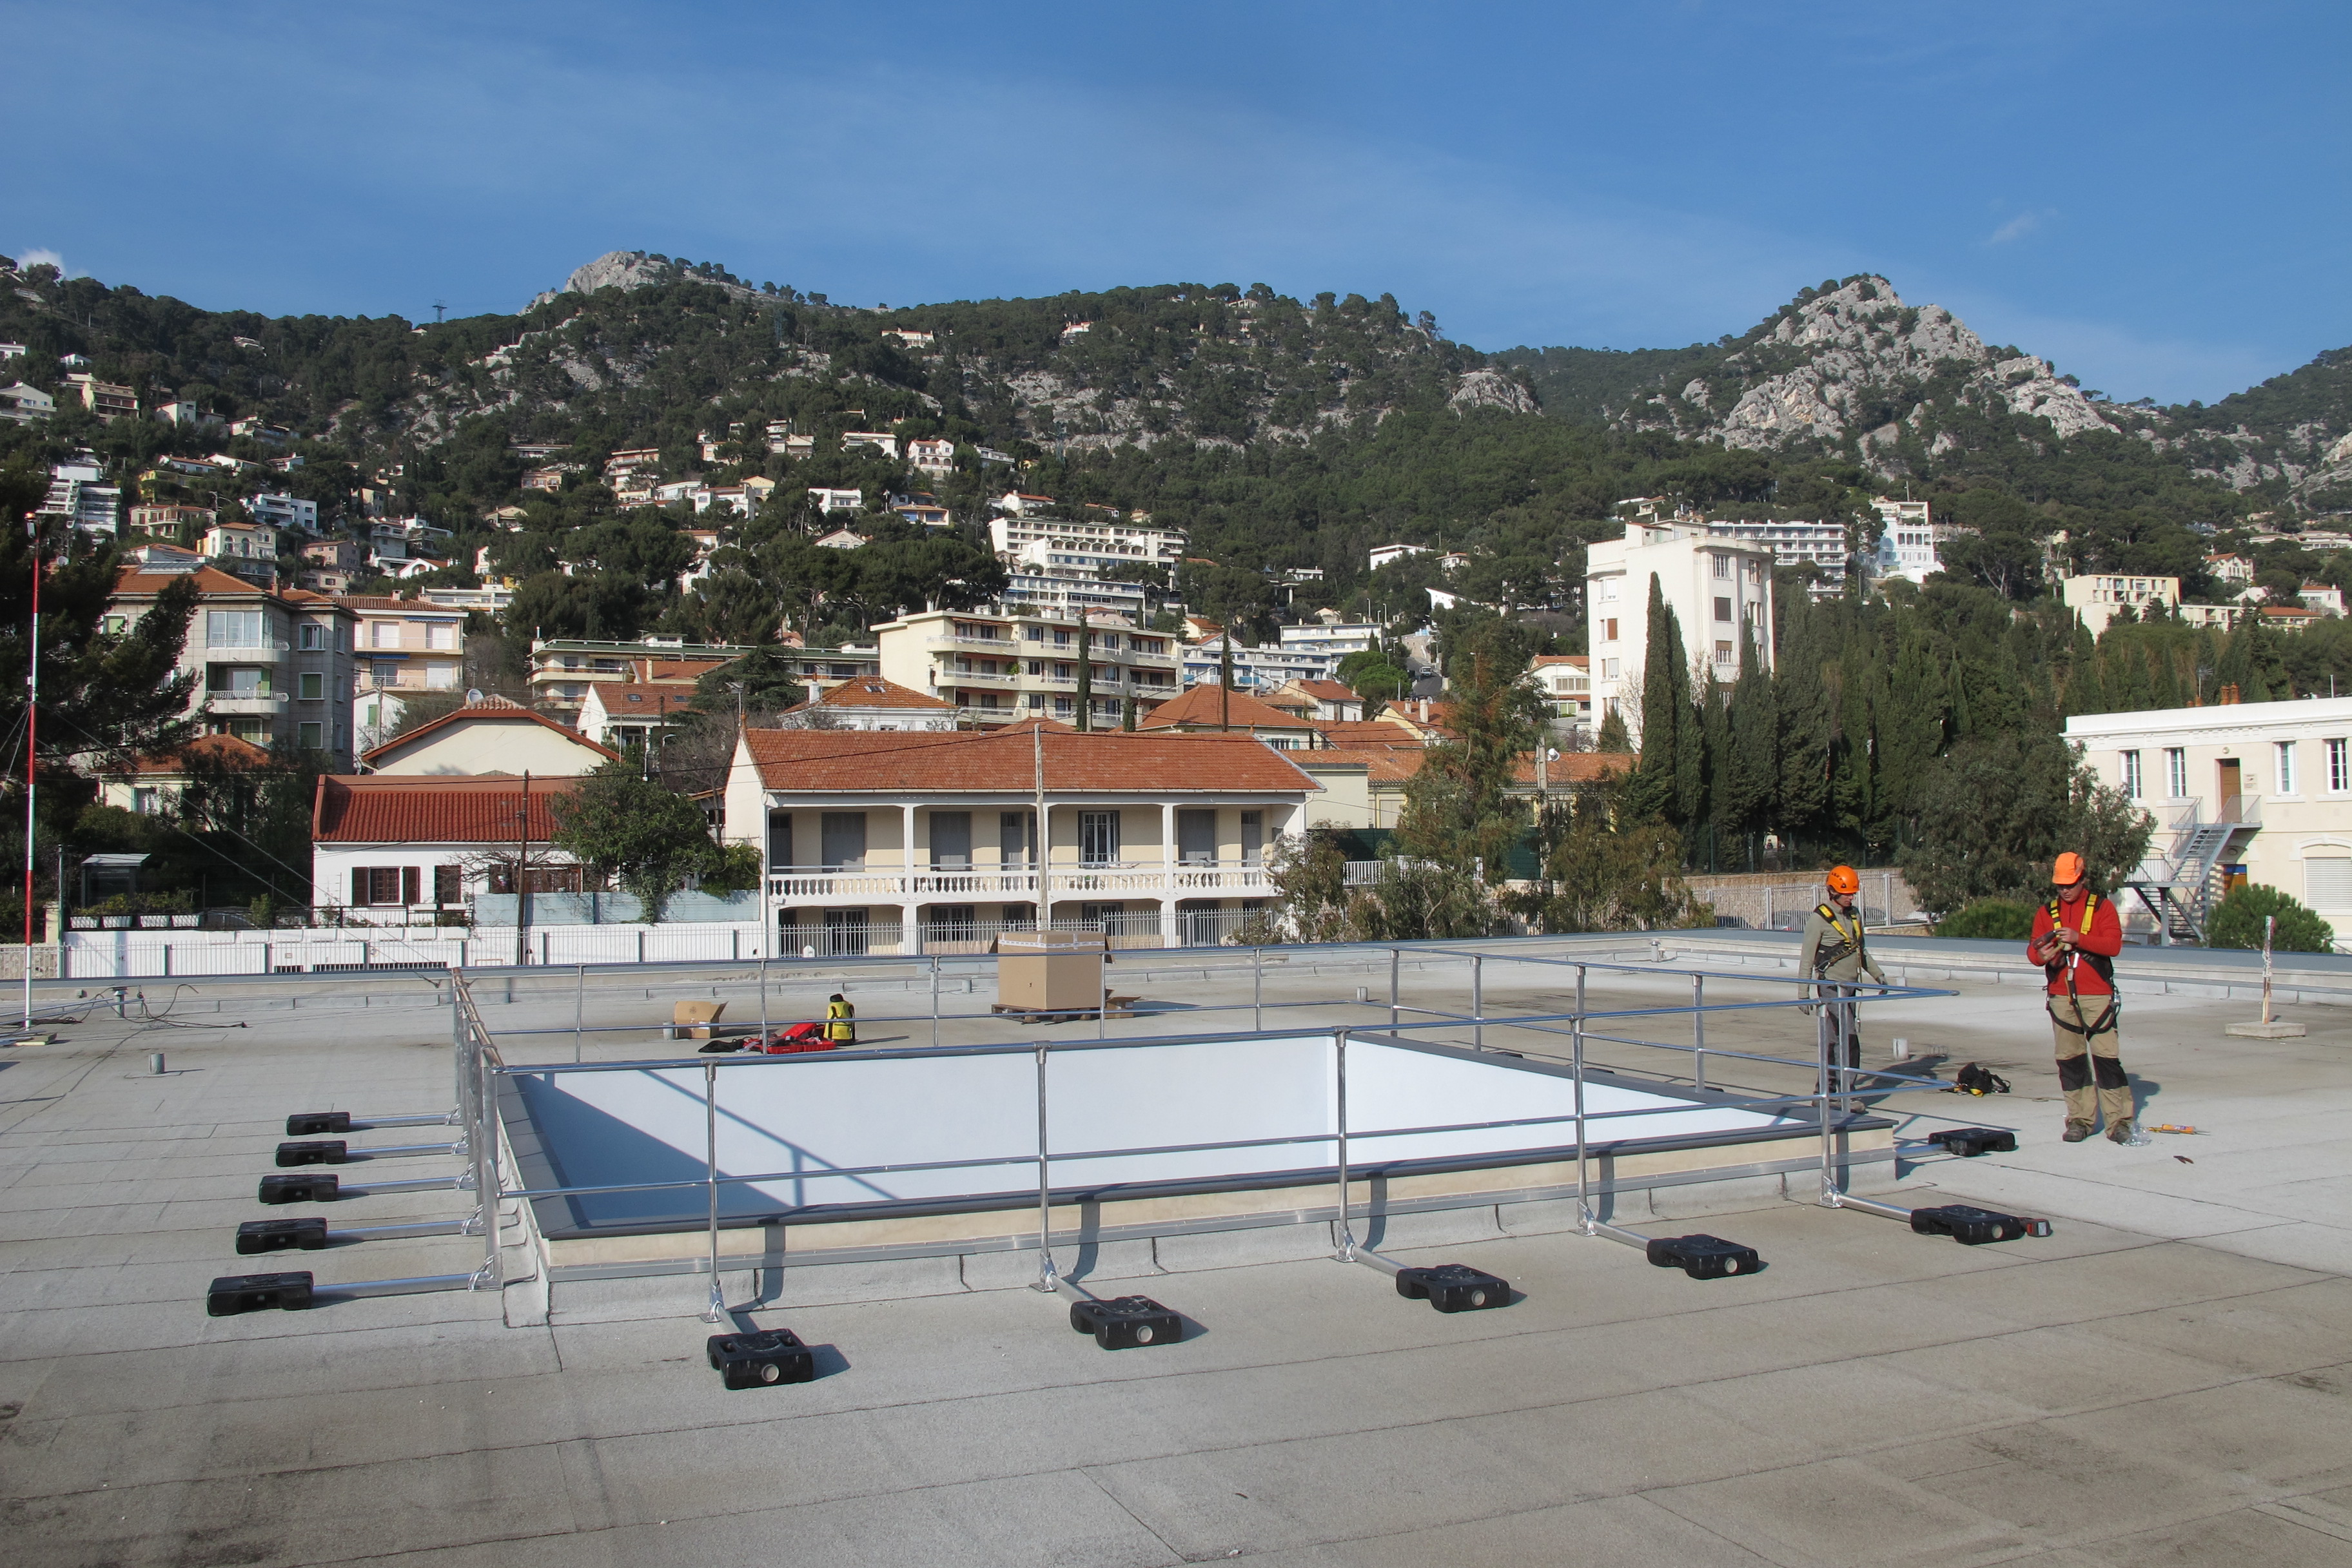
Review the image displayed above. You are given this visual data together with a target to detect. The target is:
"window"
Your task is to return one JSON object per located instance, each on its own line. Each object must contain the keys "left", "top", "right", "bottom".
{"left": 1714, "top": 641, "right": 1734, "bottom": 664}
{"left": 1714, "top": 596, "right": 1732, "bottom": 622}
{"left": 1023, "top": 624, "right": 1043, "bottom": 641}
{"left": 2331, "top": 739, "right": 2350, "bottom": 793}
{"left": 1026, "top": 692, "right": 1044, "bottom": 710}
{"left": 1054, "top": 696, "right": 1073, "bottom": 716}
{"left": 132, "top": 787, "right": 158, "bottom": 815}
{"left": 206, "top": 609, "right": 264, "bottom": 648}
{"left": 370, "top": 621, "right": 400, "bottom": 649}
{"left": 1177, "top": 808, "right": 1217, "bottom": 865}
{"left": 351, "top": 867, "right": 418, "bottom": 906}
{"left": 819, "top": 811, "right": 867, "bottom": 870}
{"left": 2120, "top": 750, "right": 2142, "bottom": 799}
{"left": 298, "top": 672, "right": 324, "bottom": 700}
{"left": 209, "top": 666, "right": 264, "bottom": 694}
{"left": 1598, "top": 578, "right": 1618, "bottom": 602}
{"left": 298, "top": 721, "right": 323, "bottom": 749}
{"left": 2307, "top": 857, "right": 2352, "bottom": 910}
{"left": 1079, "top": 810, "right": 1121, "bottom": 866}
{"left": 767, "top": 811, "right": 793, "bottom": 870}
{"left": 1712, "top": 556, "right": 1730, "bottom": 579}
{"left": 1602, "top": 618, "right": 1618, "bottom": 642}
{"left": 427, "top": 664, "right": 457, "bottom": 689}
{"left": 104, "top": 614, "right": 128, "bottom": 635}
{"left": 299, "top": 623, "right": 324, "bottom": 650}
{"left": 427, "top": 623, "right": 456, "bottom": 651}
{"left": 433, "top": 865, "right": 462, "bottom": 906}
{"left": 2277, "top": 741, "right": 2297, "bottom": 796}
{"left": 1000, "top": 811, "right": 1032, "bottom": 867}
{"left": 1241, "top": 810, "right": 1263, "bottom": 865}
{"left": 2164, "top": 748, "right": 2188, "bottom": 798}
{"left": 1603, "top": 659, "right": 1620, "bottom": 679}
{"left": 929, "top": 811, "right": 972, "bottom": 869}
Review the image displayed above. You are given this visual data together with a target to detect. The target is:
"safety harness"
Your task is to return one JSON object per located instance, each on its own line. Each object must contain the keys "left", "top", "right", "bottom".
{"left": 2044, "top": 892, "right": 2119, "bottom": 1037}
{"left": 1811, "top": 902, "right": 1867, "bottom": 976}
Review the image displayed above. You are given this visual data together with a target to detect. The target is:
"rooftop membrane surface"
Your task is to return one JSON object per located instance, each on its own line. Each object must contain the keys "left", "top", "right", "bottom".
{"left": 3, "top": 941, "right": 2349, "bottom": 1566}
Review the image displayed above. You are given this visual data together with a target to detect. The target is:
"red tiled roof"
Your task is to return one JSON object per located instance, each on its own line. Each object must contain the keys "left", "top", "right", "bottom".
{"left": 1530, "top": 654, "right": 1589, "bottom": 669}
{"left": 1287, "top": 679, "right": 1358, "bottom": 701}
{"left": 112, "top": 565, "right": 275, "bottom": 597}
{"left": 361, "top": 703, "right": 620, "bottom": 767}
{"left": 110, "top": 734, "right": 272, "bottom": 776}
{"left": 1297, "top": 747, "right": 1426, "bottom": 783}
{"left": 796, "top": 678, "right": 953, "bottom": 712}
{"left": 741, "top": 727, "right": 1320, "bottom": 794}
{"left": 1136, "top": 683, "right": 1316, "bottom": 732}
{"left": 313, "top": 775, "right": 581, "bottom": 843}
{"left": 1508, "top": 752, "right": 1633, "bottom": 787}
{"left": 1311, "top": 721, "right": 1427, "bottom": 750}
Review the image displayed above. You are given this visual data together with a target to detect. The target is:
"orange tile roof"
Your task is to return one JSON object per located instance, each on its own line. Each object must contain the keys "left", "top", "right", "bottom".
{"left": 1311, "top": 721, "right": 1427, "bottom": 750}
{"left": 1136, "top": 683, "right": 1316, "bottom": 732}
{"left": 112, "top": 565, "right": 276, "bottom": 596}
{"left": 1508, "top": 752, "right": 1633, "bottom": 787}
{"left": 109, "top": 734, "right": 273, "bottom": 776}
{"left": 313, "top": 774, "right": 580, "bottom": 843}
{"left": 1287, "top": 679, "right": 1359, "bottom": 701}
{"left": 741, "top": 727, "right": 1320, "bottom": 794}
{"left": 796, "top": 678, "right": 954, "bottom": 712}
{"left": 1296, "top": 747, "right": 1426, "bottom": 783}
{"left": 361, "top": 703, "right": 620, "bottom": 767}
{"left": 1530, "top": 654, "right": 1590, "bottom": 669}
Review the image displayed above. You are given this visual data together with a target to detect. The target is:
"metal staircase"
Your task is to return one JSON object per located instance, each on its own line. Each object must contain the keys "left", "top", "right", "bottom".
{"left": 2124, "top": 800, "right": 2258, "bottom": 945}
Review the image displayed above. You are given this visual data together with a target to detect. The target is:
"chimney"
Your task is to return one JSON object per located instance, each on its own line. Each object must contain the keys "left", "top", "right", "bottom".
{"left": 1418, "top": 698, "right": 1430, "bottom": 720}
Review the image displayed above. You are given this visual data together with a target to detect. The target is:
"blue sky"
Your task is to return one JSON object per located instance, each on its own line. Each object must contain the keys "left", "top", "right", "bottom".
{"left": 6, "top": 1, "right": 2344, "bottom": 404}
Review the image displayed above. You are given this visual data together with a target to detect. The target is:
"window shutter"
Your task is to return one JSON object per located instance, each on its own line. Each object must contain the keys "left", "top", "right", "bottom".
{"left": 403, "top": 867, "right": 422, "bottom": 905}
{"left": 2305, "top": 858, "right": 2352, "bottom": 910}
{"left": 352, "top": 867, "right": 368, "bottom": 906}
{"left": 434, "top": 865, "right": 462, "bottom": 905}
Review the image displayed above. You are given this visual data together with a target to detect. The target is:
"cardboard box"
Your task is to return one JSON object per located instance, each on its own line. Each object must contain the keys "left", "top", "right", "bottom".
{"left": 994, "top": 930, "right": 1109, "bottom": 1016}
{"left": 670, "top": 999, "right": 727, "bottom": 1040}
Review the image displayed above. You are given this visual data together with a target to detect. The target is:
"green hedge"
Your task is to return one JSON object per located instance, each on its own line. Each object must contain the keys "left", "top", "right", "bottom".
{"left": 1936, "top": 899, "right": 2037, "bottom": 941}
{"left": 2205, "top": 885, "right": 2335, "bottom": 953}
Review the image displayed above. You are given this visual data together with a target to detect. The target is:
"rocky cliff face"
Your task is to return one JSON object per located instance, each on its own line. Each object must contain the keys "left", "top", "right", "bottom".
{"left": 526, "top": 251, "right": 765, "bottom": 311}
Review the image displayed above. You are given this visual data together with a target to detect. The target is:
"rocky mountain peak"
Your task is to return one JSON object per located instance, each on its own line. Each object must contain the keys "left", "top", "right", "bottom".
{"left": 527, "top": 250, "right": 766, "bottom": 311}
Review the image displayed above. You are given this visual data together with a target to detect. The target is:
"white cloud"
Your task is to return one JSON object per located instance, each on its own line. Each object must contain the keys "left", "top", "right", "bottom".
{"left": 1986, "top": 211, "right": 2046, "bottom": 246}
{"left": 15, "top": 247, "right": 64, "bottom": 271}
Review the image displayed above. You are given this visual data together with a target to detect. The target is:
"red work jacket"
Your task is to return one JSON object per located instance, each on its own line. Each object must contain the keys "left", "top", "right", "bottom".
{"left": 2028, "top": 893, "right": 2122, "bottom": 997}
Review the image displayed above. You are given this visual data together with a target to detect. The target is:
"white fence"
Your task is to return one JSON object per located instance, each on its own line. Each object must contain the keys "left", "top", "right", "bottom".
{"left": 61, "top": 922, "right": 768, "bottom": 979}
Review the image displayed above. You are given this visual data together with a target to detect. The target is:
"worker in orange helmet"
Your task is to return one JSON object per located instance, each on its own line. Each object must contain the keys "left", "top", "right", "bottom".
{"left": 1799, "top": 865, "right": 1886, "bottom": 1097}
{"left": 2028, "top": 852, "right": 2134, "bottom": 1142}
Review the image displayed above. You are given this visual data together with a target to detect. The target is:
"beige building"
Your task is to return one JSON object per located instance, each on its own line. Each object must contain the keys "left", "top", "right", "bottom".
{"left": 360, "top": 696, "right": 618, "bottom": 777}
{"left": 105, "top": 565, "right": 360, "bottom": 763}
{"left": 723, "top": 725, "right": 1317, "bottom": 953}
{"left": 2065, "top": 697, "right": 2352, "bottom": 946}
{"left": 344, "top": 595, "right": 469, "bottom": 747}
{"left": 2061, "top": 573, "right": 2181, "bottom": 636}
{"left": 872, "top": 607, "right": 1181, "bottom": 728}
{"left": 1528, "top": 654, "right": 1591, "bottom": 735}
{"left": 1584, "top": 520, "right": 1775, "bottom": 741}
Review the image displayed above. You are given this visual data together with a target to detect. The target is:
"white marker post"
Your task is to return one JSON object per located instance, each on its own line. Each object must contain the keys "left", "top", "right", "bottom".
{"left": 2227, "top": 912, "right": 2306, "bottom": 1037}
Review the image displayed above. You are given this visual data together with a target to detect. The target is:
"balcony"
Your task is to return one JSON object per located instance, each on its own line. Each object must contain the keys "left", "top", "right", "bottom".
{"left": 767, "top": 861, "right": 1272, "bottom": 905}
{"left": 925, "top": 633, "right": 1020, "bottom": 652}
{"left": 204, "top": 642, "right": 291, "bottom": 662}
{"left": 939, "top": 666, "right": 1019, "bottom": 688}
{"left": 203, "top": 691, "right": 289, "bottom": 714}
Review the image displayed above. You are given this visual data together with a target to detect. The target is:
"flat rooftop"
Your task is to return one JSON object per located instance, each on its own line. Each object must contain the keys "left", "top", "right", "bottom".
{"left": 5, "top": 939, "right": 2351, "bottom": 1565}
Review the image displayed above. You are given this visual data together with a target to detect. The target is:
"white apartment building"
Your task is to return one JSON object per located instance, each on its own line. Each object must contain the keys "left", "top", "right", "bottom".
{"left": 105, "top": 564, "right": 360, "bottom": 763}
{"left": 1529, "top": 654, "right": 1592, "bottom": 733}
{"left": 1181, "top": 637, "right": 1337, "bottom": 692}
{"left": 249, "top": 493, "right": 320, "bottom": 535}
{"left": 1368, "top": 543, "right": 1431, "bottom": 571}
{"left": 1867, "top": 498, "right": 1945, "bottom": 583}
{"left": 1585, "top": 520, "right": 1776, "bottom": 740}
{"left": 873, "top": 607, "right": 1181, "bottom": 728}
{"left": 1, "top": 382, "right": 55, "bottom": 423}
{"left": 1705, "top": 520, "right": 1852, "bottom": 593}
{"left": 906, "top": 436, "right": 955, "bottom": 476}
{"left": 997, "top": 572, "right": 1149, "bottom": 621}
{"left": 723, "top": 726, "right": 1317, "bottom": 954}
{"left": 808, "top": 486, "right": 863, "bottom": 514}
{"left": 1278, "top": 620, "right": 1381, "bottom": 660}
{"left": 201, "top": 520, "right": 277, "bottom": 565}
{"left": 2061, "top": 574, "right": 2181, "bottom": 636}
{"left": 2066, "top": 697, "right": 2352, "bottom": 946}
{"left": 987, "top": 514, "right": 1186, "bottom": 577}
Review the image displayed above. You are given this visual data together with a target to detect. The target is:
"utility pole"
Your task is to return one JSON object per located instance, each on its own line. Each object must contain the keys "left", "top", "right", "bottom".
{"left": 1219, "top": 637, "right": 1232, "bottom": 732}
{"left": 1032, "top": 722, "right": 1049, "bottom": 928}
{"left": 22, "top": 516, "right": 40, "bottom": 1032}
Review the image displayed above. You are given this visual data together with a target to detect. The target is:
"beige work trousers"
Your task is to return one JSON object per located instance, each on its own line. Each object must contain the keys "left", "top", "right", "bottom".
{"left": 2048, "top": 994, "right": 2132, "bottom": 1130}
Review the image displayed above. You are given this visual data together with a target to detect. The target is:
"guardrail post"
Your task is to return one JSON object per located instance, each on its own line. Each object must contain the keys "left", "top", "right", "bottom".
{"left": 1816, "top": 979, "right": 1838, "bottom": 1204}
{"left": 473, "top": 1024, "right": 500, "bottom": 1290}
{"left": 1332, "top": 1027, "right": 1355, "bottom": 1259}
{"left": 1388, "top": 945, "right": 1400, "bottom": 1028}
{"left": 573, "top": 964, "right": 584, "bottom": 1063}
{"left": 1692, "top": 972, "right": 1707, "bottom": 1090}
{"left": 1573, "top": 1007, "right": 1592, "bottom": 1235}
{"left": 758, "top": 956, "right": 769, "bottom": 1043}
{"left": 1472, "top": 954, "right": 1484, "bottom": 1049}
{"left": 1034, "top": 1041, "right": 1058, "bottom": 1291}
{"left": 1253, "top": 945, "right": 1263, "bottom": 1031}
{"left": 930, "top": 954, "right": 941, "bottom": 1049}
{"left": 701, "top": 1059, "right": 724, "bottom": 1322}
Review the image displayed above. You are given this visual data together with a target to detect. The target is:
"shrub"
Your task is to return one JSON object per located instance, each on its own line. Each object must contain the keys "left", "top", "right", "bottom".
{"left": 1937, "top": 899, "right": 2036, "bottom": 940}
{"left": 2205, "top": 884, "right": 2335, "bottom": 953}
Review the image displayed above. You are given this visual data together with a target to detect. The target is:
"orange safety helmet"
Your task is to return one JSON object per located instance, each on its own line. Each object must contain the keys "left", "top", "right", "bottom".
{"left": 1825, "top": 865, "right": 1861, "bottom": 896}
{"left": 2053, "top": 852, "right": 2086, "bottom": 885}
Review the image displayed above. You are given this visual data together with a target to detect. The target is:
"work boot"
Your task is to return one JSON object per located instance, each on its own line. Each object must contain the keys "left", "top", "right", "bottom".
{"left": 2106, "top": 1119, "right": 2136, "bottom": 1145}
{"left": 2063, "top": 1121, "right": 2093, "bottom": 1142}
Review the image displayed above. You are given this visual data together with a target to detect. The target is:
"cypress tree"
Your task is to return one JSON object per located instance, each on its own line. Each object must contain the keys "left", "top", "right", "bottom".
{"left": 1724, "top": 627, "right": 1776, "bottom": 841}
{"left": 1774, "top": 598, "right": 1834, "bottom": 834}
{"left": 1629, "top": 574, "right": 1683, "bottom": 821}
